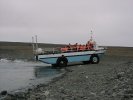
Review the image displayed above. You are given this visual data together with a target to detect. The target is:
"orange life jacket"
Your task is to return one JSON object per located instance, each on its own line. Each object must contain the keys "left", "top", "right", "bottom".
{"left": 61, "top": 47, "right": 68, "bottom": 52}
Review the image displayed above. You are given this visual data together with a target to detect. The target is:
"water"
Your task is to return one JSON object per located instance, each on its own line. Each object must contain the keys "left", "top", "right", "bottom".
{"left": 0, "top": 59, "right": 62, "bottom": 92}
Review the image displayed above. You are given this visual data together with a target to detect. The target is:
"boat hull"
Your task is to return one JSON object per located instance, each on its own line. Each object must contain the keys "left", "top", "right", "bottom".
{"left": 36, "top": 49, "right": 105, "bottom": 64}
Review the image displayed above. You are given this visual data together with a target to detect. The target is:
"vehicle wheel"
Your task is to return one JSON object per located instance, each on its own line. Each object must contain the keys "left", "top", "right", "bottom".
{"left": 90, "top": 55, "right": 99, "bottom": 64}
{"left": 57, "top": 56, "right": 68, "bottom": 67}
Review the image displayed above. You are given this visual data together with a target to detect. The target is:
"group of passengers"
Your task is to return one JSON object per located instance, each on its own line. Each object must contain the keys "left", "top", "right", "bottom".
{"left": 61, "top": 41, "right": 96, "bottom": 52}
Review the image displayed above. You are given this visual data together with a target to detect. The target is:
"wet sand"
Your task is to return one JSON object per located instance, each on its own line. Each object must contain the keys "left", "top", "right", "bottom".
{"left": 0, "top": 42, "right": 133, "bottom": 100}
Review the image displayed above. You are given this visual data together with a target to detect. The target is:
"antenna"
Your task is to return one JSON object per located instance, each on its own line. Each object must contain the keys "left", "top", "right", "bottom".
{"left": 35, "top": 35, "right": 38, "bottom": 49}
{"left": 32, "top": 36, "right": 35, "bottom": 53}
{"left": 90, "top": 30, "right": 93, "bottom": 41}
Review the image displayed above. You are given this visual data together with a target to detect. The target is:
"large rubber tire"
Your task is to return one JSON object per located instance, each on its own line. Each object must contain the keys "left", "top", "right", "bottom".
{"left": 90, "top": 55, "right": 100, "bottom": 64}
{"left": 57, "top": 56, "right": 68, "bottom": 67}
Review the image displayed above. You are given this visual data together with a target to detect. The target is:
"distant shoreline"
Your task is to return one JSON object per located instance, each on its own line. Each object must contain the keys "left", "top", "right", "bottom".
{"left": 0, "top": 41, "right": 65, "bottom": 60}
{"left": 0, "top": 41, "right": 133, "bottom": 60}
{"left": 0, "top": 41, "right": 133, "bottom": 47}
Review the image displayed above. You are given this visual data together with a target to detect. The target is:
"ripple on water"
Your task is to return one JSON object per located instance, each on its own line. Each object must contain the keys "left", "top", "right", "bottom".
{"left": 0, "top": 59, "right": 62, "bottom": 92}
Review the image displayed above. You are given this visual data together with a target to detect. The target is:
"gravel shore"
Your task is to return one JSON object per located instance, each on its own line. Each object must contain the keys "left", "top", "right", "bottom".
{"left": 1, "top": 42, "right": 133, "bottom": 100}
{"left": 2, "top": 54, "right": 133, "bottom": 100}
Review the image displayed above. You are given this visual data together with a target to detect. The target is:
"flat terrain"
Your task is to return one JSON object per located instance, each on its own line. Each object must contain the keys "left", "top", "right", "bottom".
{"left": 0, "top": 41, "right": 133, "bottom": 59}
{"left": 0, "top": 41, "right": 64, "bottom": 60}
{"left": 106, "top": 46, "right": 133, "bottom": 57}
{"left": 0, "top": 42, "right": 133, "bottom": 100}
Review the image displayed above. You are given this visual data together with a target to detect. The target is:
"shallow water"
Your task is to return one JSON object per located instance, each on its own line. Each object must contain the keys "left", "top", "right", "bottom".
{"left": 0, "top": 59, "right": 62, "bottom": 92}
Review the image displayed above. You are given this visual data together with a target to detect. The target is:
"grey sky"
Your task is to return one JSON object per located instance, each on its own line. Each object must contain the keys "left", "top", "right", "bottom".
{"left": 0, "top": 0, "right": 133, "bottom": 47}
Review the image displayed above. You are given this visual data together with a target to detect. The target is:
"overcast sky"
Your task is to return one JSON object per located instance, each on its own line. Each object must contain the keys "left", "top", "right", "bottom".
{"left": 0, "top": 0, "right": 133, "bottom": 47}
